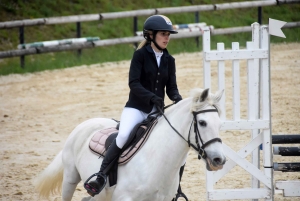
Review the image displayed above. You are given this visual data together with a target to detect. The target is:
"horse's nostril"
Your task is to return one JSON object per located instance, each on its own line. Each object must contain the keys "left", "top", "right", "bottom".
{"left": 213, "top": 157, "right": 223, "bottom": 165}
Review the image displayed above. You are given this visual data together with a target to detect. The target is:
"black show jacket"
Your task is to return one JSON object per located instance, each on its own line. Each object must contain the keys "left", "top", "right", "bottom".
{"left": 125, "top": 44, "right": 181, "bottom": 113}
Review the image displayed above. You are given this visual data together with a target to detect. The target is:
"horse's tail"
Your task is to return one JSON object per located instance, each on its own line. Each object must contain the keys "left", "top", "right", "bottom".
{"left": 33, "top": 150, "right": 64, "bottom": 198}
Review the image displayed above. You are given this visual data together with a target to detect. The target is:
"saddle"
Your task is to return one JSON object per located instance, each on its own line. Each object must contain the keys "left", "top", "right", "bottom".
{"left": 89, "top": 116, "right": 158, "bottom": 186}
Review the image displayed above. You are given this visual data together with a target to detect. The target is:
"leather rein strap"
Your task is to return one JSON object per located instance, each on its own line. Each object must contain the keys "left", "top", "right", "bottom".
{"left": 155, "top": 105, "right": 222, "bottom": 160}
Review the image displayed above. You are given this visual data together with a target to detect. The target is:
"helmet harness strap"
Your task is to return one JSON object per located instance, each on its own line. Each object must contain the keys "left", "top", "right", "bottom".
{"left": 152, "top": 31, "right": 164, "bottom": 51}
{"left": 144, "top": 30, "right": 164, "bottom": 51}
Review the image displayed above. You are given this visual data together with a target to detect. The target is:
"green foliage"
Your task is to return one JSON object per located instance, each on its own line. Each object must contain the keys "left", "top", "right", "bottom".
{"left": 0, "top": 0, "right": 299, "bottom": 75}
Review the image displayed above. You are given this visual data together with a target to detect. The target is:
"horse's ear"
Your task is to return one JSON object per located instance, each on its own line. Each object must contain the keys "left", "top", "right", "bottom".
{"left": 214, "top": 89, "right": 224, "bottom": 102}
{"left": 200, "top": 88, "right": 210, "bottom": 102}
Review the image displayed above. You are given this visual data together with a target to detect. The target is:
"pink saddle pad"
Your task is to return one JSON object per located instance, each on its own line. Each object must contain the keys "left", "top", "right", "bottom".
{"left": 89, "top": 119, "right": 158, "bottom": 165}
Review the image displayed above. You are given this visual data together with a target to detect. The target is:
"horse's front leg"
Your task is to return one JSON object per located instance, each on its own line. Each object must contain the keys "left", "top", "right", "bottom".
{"left": 81, "top": 196, "right": 96, "bottom": 201}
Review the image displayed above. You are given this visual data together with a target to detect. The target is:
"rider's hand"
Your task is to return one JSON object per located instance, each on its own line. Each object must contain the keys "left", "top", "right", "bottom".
{"left": 151, "top": 96, "right": 164, "bottom": 111}
{"left": 172, "top": 95, "right": 182, "bottom": 104}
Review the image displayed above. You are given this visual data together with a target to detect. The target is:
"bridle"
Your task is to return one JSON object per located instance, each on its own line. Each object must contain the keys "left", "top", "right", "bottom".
{"left": 155, "top": 105, "right": 222, "bottom": 160}
{"left": 190, "top": 109, "right": 222, "bottom": 159}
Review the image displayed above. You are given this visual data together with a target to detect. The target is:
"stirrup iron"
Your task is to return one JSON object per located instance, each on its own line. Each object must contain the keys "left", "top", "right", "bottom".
{"left": 84, "top": 172, "right": 107, "bottom": 197}
{"left": 172, "top": 192, "right": 188, "bottom": 201}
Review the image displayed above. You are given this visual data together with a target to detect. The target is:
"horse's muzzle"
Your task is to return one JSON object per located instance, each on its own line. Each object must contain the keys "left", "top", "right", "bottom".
{"left": 206, "top": 155, "right": 226, "bottom": 171}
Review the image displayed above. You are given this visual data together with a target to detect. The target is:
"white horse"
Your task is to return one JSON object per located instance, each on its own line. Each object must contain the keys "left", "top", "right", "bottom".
{"left": 34, "top": 88, "right": 226, "bottom": 201}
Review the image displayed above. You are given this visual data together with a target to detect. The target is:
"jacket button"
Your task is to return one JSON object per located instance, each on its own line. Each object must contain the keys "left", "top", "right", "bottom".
{"left": 158, "top": 72, "right": 160, "bottom": 75}
{"left": 155, "top": 88, "right": 157, "bottom": 91}
{"left": 156, "top": 80, "right": 159, "bottom": 83}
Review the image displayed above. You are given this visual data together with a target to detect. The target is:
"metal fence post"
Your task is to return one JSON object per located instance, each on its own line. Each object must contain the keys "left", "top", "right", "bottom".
{"left": 19, "top": 26, "right": 25, "bottom": 68}
{"left": 133, "top": 16, "right": 138, "bottom": 49}
{"left": 77, "top": 22, "right": 82, "bottom": 56}
{"left": 258, "top": 7, "right": 262, "bottom": 24}
{"left": 195, "top": 11, "right": 199, "bottom": 48}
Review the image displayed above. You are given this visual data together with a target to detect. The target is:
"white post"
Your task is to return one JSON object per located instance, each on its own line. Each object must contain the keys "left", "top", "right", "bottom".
{"left": 260, "top": 25, "right": 273, "bottom": 201}
{"left": 231, "top": 42, "right": 240, "bottom": 120}
{"left": 203, "top": 26, "right": 213, "bottom": 201}
{"left": 203, "top": 27, "right": 211, "bottom": 89}
{"left": 249, "top": 23, "right": 261, "bottom": 198}
{"left": 217, "top": 43, "right": 226, "bottom": 120}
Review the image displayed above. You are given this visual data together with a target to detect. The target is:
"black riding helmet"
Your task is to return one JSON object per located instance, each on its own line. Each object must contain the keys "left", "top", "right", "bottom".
{"left": 143, "top": 15, "right": 178, "bottom": 50}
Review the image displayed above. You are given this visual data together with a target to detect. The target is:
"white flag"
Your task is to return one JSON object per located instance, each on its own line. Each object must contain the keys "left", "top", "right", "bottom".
{"left": 269, "top": 18, "right": 287, "bottom": 38}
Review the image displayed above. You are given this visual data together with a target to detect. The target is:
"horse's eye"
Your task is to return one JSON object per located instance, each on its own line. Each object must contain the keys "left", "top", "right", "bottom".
{"left": 199, "top": 120, "right": 207, "bottom": 127}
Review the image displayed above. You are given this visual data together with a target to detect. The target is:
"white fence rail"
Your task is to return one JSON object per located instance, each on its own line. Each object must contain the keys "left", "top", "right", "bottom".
{"left": 1, "top": 0, "right": 298, "bottom": 29}
{"left": 0, "top": 0, "right": 299, "bottom": 68}
{"left": 0, "top": 22, "right": 298, "bottom": 59}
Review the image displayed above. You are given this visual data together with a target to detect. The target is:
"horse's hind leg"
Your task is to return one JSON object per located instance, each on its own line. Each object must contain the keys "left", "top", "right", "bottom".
{"left": 62, "top": 165, "right": 81, "bottom": 201}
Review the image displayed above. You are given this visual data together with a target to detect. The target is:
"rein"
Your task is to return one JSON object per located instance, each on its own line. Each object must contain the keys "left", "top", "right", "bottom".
{"left": 154, "top": 104, "right": 222, "bottom": 160}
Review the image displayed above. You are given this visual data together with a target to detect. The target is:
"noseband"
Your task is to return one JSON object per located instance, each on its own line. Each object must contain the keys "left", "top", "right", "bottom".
{"left": 156, "top": 106, "right": 222, "bottom": 160}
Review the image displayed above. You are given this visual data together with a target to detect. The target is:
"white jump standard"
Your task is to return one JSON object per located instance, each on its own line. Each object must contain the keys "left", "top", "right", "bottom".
{"left": 202, "top": 21, "right": 300, "bottom": 200}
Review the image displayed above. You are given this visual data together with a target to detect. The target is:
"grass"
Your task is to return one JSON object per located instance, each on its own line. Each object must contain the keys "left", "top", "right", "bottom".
{"left": 0, "top": 1, "right": 299, "bottom": 75}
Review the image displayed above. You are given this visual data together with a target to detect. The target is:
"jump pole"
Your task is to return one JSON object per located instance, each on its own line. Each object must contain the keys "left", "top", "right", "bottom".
{"left": 272, "top": 135, "right": 300, "bottom": 144}
{"left": 273, "top": 146, "right": 300, "bottom": 156}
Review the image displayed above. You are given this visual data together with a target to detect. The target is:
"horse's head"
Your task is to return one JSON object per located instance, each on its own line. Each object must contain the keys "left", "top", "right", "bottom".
{"left": 190, "top": 88, "right": 226, "bottom": 171}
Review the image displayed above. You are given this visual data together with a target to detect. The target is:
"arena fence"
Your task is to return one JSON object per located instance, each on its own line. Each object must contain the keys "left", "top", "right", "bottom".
{"left": 0, "top": 0, "right": 299, "bottom": 68}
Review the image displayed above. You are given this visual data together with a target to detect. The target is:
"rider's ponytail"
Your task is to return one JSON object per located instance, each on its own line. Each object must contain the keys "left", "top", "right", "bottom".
{"left": 137, "top": 39, "right": 147, "bottom": 50}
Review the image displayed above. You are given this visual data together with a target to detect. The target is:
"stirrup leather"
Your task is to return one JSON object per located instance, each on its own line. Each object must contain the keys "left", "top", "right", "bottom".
{"left": 84, "top": 172, "right": 107, "bottom": 197}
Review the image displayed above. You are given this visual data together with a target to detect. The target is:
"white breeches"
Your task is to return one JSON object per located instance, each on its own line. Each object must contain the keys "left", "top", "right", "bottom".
{"left": 116, "top": 107, "right": 157, "bottom": 148}
{"left": 115, "top": 106, "right": 187, "bottom": 167}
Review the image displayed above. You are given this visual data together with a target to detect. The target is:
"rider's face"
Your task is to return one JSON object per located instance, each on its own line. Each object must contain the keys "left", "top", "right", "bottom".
{"left": 150, "top": 31, "right": 171, "bottom": 51}
{"left": 155, "top": 31, "right": 170, "bottom": 49}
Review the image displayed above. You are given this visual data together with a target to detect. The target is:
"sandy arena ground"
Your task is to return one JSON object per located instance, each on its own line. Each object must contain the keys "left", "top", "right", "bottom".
{"left": 0, "top": 42, "right": 299, "bottom": 201}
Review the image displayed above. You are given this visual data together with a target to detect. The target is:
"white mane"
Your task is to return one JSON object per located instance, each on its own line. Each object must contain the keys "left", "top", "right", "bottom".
{"left": 190, "top": 88, "right": 223, "bottom": 116}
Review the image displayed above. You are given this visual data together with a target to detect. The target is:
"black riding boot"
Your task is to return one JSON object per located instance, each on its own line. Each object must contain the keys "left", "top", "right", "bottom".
{"left": 172, "top": 164, "right": 188, "bottom": 201}
{"left": 84, "top": 139, "right": 122, "bottom": 196}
